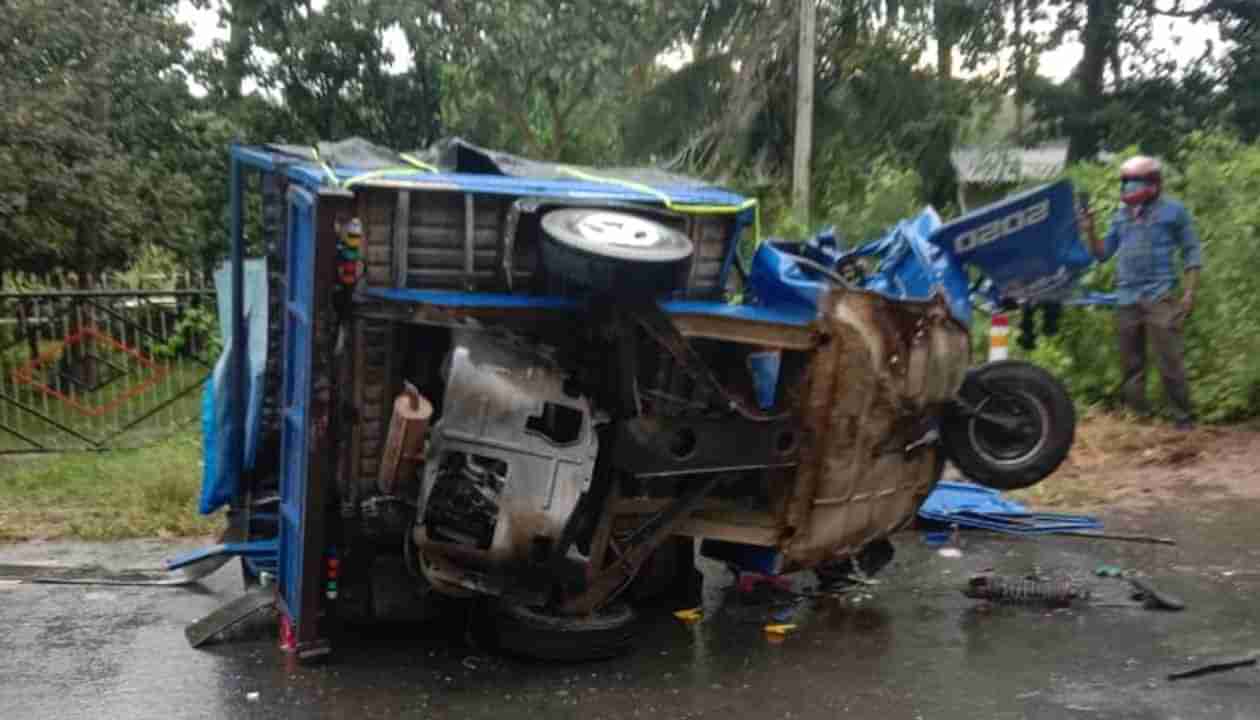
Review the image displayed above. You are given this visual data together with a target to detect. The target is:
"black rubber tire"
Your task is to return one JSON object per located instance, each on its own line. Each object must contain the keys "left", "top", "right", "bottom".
{"left": 942, "top": 360, "right": 1075, "bottom": 491}
{"left": 492, "top": 602, "right": 637, "bottom": 662}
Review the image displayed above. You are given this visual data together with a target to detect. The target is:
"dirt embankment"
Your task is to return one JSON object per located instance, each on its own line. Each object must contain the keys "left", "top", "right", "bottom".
{"left": 1012, "top": 412, "right": 1260, "bottom": 511}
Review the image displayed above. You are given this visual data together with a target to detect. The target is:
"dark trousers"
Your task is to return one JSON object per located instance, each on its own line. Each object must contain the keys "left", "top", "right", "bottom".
{"left": 1115, "top": 297, "right": 1192, "bottom": 422}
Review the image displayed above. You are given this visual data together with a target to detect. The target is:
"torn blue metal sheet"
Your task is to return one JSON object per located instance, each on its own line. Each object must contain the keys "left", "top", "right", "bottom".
{"left": 753, "top": 208, "right": 973, "bottom": 325}
{"left": 931, "top": 180, "right": 1092, "bottom": 306}
{"left": 918, "top": 480, "right": 1102, "bottom": 535}
{"left": 200, "top": 259, "right": 269, "bottom": 515}
{"left": 163, "top": 539, "right": 279, "bottom": 572}
{"left": 762, "top": 181, "right": 1096, "bottom": 326}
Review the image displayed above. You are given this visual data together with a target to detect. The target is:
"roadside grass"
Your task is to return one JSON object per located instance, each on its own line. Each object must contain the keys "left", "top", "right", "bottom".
{"left": 0, "top": 432, "right": 220, "bottom": 542}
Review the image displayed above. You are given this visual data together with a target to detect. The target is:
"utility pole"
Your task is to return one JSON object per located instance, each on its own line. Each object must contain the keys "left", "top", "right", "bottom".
{"left": 1013, "top": 0, "right": 1026, "bottom": 142}
{"left": 793, "top": 0, "right": 816, "bottom": 226}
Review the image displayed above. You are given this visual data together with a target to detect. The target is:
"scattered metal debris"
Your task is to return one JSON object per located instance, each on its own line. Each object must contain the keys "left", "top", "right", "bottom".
{"left": 673, "top": 608, "right": 703, "bottom": 624}
{"left": 1, "top": 556, "right": 233, "bottom": 587}
{"left": 185, "top": 587, "right": 276, "bottom": 649}
{"left": 1129, "top": 577, "right": 1185, "bottom": 611}
{"left": 963, "top": 573, "right": 1090, "bottom": 607}
{"left": 1168, "top": 655, "right": 1257, "bottom": 681}
{"left": 1056, "top": 530, "right": 1177, "bottom": 546}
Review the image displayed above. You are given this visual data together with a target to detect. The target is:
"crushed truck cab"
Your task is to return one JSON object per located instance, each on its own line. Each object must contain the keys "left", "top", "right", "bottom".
{"left": 199, "top": 138, "right": 1079, "bottom": 660}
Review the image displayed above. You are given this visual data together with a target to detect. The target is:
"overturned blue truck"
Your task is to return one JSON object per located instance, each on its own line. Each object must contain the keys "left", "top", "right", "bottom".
{"left": 187, "top": 138, "right": 1090, "bottom": 660}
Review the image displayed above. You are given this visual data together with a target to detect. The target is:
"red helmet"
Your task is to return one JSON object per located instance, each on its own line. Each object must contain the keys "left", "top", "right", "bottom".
{"left": 1120, "top": 155, "right": 1161, "bottom": 206}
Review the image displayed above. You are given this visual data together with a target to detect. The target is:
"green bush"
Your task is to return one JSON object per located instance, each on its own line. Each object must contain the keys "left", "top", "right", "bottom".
{"left": 1011, "top": 132, "right": 1260, "bottom": 422}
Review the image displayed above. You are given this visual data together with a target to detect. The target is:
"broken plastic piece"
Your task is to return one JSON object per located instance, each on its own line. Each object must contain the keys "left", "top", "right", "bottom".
{"left": 673, "top": 608, "right": 703, "bottom": 623}
{"left": 737, "top": 573, "right": 793, "bottom": 594}
{"left": 1129, "top": 578, "right": 1185, "bottom": 611}
{"left": 763, "top": 623, "right": 797, "bottom": 635}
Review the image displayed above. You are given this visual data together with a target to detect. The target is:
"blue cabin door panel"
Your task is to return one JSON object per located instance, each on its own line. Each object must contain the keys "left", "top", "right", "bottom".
{"left": 279, "top": 186, "right": 316, "bottom": 623}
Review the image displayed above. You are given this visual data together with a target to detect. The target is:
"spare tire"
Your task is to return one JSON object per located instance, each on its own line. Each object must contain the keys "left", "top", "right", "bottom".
{"left": 492, "top": 602, "right": 637, "bottom": 662}
{"left": 539, "top": 208, "right": 694, "bottom": 297}
{"left": 942, "top": 360, "right": 1075, "bottom": 491}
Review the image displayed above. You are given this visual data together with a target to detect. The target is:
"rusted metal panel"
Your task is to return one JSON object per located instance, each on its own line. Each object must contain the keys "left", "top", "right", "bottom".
{"left": 668, "top": 312, "right": 820, "bottom": 350}
{"left": 781, "top": 287, "right": 970, "bottom": 570}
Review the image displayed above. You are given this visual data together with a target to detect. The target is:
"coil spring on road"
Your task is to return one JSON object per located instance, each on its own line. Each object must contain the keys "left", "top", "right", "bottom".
{"left": 964, "top": 574, "right": 1090, "bottom": 607}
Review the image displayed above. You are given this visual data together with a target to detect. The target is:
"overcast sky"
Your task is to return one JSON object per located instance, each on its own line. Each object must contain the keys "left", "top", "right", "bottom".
{"left": 178, "top": 1, "right": 1223, "bottom": 87}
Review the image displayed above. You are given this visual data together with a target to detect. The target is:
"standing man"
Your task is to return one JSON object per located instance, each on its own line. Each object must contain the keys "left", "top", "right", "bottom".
{"left": 1081, "top": 155, "right": 1202, "bottom": 430}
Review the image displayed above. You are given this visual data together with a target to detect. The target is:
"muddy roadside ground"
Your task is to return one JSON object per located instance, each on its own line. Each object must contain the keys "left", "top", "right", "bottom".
{"left": 1012, "top": 413, "right": 1260, "bottom": 511}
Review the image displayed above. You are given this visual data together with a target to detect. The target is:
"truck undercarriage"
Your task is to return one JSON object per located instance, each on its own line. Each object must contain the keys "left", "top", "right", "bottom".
{"left": 197, "top": 139, "right": 1077, "bottom": 660}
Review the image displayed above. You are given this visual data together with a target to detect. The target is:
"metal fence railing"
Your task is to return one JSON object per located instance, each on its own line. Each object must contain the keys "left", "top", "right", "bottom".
{"left": 0, "top": 272, "right": 218, "bottom": 453}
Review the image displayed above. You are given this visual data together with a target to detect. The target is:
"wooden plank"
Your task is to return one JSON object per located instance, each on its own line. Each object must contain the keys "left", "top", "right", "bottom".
{"left": 693, "top": 259, "right": 724, "bottom": 278}
{"left": 364, "top": 245, "right": 392, "bottom": 266}
{"left": 674, "top": 518, "right": 781, "bottom": 546}
{"left": 392, "top": 191, "right": 410, "bottom": 288}
{"left": 364, "top": 264, "right": 390, "bottom": 285}
{"left": 377, "top": 389, "right": 431, "bottom": 495}
{"left": 696, "top": 236, "right": 728, "bottom": 261}
{"left": 363, "top": 190, "right": 395, "bottom": 224}
{"left": 407, "top": 247, "right": 499, "bottom": 267}
{"left": 408, "top": 192, "right": 505, "bottom": 228}
{"left": 408, "top": 192, "right": 463, "bottom": 227}
{"left": 408, "top": 226, "right": 501, "bottom": 249}
{"left": 406, "top": 269, "right": 497, "bottom": 283}
{"left": 365, "top": 223, "right": 391, "bottom": 246}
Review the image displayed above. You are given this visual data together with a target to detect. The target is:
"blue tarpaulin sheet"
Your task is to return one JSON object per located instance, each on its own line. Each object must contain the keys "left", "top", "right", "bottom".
{"left": 919, "top": 480, "right": 1102, "bottom": 535}
{"left": 200, "top": 259, "right": 268, "bottom": 515}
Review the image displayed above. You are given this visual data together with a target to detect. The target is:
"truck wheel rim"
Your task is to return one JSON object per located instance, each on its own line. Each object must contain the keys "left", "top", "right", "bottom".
{"left": 967, "top": 389, "right": 1049, "bottom": 467}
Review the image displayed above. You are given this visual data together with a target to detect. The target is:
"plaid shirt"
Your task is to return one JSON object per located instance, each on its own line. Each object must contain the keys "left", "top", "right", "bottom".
{"left": 1102, "top": 197, "right": 1202, "bottom": 305}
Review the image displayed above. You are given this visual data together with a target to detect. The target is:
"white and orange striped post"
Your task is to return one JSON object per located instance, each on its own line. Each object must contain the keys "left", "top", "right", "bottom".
{"left": 988, "top": 312, "right": 1010, "bottom": 361}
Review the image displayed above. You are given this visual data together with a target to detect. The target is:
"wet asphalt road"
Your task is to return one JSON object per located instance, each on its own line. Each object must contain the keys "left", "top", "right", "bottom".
{"left": 1, "top": 500, "right": 1258, "bottom": 720}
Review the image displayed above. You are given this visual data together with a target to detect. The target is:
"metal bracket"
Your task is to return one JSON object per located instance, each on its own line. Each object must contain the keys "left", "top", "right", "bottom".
{"left": 562, "top": 474, "right": 720, "bottom": 616}
{"left": 163, "top": 539, "right": 279, "bottom": 572}
{"left": 612, "top": 415, "right": 799, "bottom": 477}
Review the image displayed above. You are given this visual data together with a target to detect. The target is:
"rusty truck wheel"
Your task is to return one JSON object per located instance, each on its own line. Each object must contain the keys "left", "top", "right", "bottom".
{"left": 943, "top": 360, "right": 1075, "bottom": 491}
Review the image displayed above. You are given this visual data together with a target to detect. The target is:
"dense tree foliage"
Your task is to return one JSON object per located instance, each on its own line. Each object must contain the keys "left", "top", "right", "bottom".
{"left": 2, "top": 0, "right": 1259, "bottom": 409}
